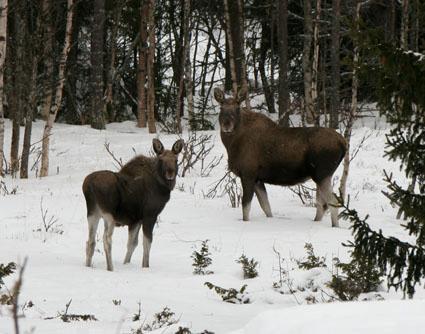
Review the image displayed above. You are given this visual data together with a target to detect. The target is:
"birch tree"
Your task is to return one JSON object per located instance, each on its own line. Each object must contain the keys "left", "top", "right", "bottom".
{"left": 277, "top": 0, "right": 290, "bottom": 127}
{"left": 183, "top": 0, "right": 194, "bottom": 129}
{"left": 302, "top": 0, "right": 314, "bottom": 124}
{"left": 10, "top": 7, "right": 24, "bottom": 177}
{"left": 339, "top": 0, "right": 360, "bottom": 201}
{"left": 146, "top": 0, "right": 156, "bottom": 133}
{"left": 223, "top": 0, "right": 238, "bottom": 96}
{"left": 0, "top": 0, "right": 7, "bottom": 176}
{"left": 330, "top": 0, "right": 341, "bottom": 129}
{"left": 40, "top": 0, "right": 74, "bottom": 177}
{"left": 137, "top": 1, "right": 148, "bottom": 128}
{"left": 176, "top": 0, "right": 192, "bottom": 133}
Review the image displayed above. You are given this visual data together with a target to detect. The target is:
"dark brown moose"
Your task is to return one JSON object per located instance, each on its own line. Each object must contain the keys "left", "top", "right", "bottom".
{"left": 83, "top": 138, "right": 184, "bottom": 271}
{"left": 214, "top": 87, "right": 346, "bottom": 227}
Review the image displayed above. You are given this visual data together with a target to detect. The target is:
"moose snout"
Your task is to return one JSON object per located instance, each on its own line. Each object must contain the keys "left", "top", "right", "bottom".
{"left": 165, "top": 170, "right": 176, "bottom": 180}
{"left": 221, "top": 122, "right": 234, "bottom": 133}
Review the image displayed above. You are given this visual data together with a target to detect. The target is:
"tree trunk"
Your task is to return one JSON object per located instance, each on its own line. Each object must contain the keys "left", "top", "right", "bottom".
{"left": 175, "top": 0, "right": 188, "bottom": 133}
{"left": 330, "top": 0, "right": 341, "bottom": 129}
{"left": 278, "top": 0, "right": 290, "bottom": 127}
{"left": 401, "top": 0, "right": 409, "bottom": 50}
{"left": 137, "top": 1, "right": 148, "bottom": 128}
{"left": 302, "top": 0, "right": 314, "bottom": 124}
{"left": 20, "top": 61, "right": 37, "bottom": 179}
{"left": 90, "top": 0, "right": 105, "bottom": 129}
{"left": 183, "top": 0, "right": 194, "bottom": 128}
{"left": 105, "top": 0, "right": 123, "bottom": 124}
{"left": 0, "top": 0, "right": 7, "bottom": 176}
{"left": 236, "top": 0, "right": 250, "bottom": 109}
{"left": 223, "top": 0, "right": 238, "bottom": 96}
{"left": 146, "top": 0, "right": 156, "bottom": 133}
{"left": 40, "top": 0, "right": 74, "bottom": 177}
{"left": 339, "top": 0, "right": 360, "bottom": 202}
{"left": 311, "top": 0, "right": 321, "bottom": 126}
{"left": 40, "top": 0, "right": 53, "bottom": 121}
{"left": 65, "top": 10, "right": 80, "bottom": 124}
{"left": 10, "top": 7, "right": 24, "bottom": 177}
{"left": 259, "top": 27, "right": 276, "bottom": 114}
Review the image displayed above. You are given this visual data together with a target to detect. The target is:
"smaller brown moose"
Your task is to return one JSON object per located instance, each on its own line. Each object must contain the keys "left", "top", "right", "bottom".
{"left": 82, "top": 138, "right": 184, "bottom": 271}
{"left": 214, "top": 87, "right": 346, "bottom": 227}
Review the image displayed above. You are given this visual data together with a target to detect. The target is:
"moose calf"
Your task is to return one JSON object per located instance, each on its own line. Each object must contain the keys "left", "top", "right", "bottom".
{"left": 83, "top": 138, "right": 184, "bottom": 271}
{"left": 214, "top": 88, "right": 346, "bottom": 227}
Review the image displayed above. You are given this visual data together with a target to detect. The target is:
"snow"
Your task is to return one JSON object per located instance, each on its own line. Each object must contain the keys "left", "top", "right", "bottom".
{"left": 229, "top": 300, "right": 425, "bottom": 334}
{"left": 0, "top": 116, "right": 421, "bottom": 334}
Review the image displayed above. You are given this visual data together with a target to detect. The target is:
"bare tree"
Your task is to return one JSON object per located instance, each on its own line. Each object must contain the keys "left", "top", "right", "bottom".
{"left": 302, "top": 0, "right": 314, "bottom": 124}
{"left": 311, "top": 0, "right": 321, "bottom": 126}
{"left": 105, "top": 0, "right": 124, "bottom": 123}
{"left": 137, "top": 0, "right": 148, "bottom": 128}
{"left": 176, "top": 0, "right": 192, "bottom": 133}
{"left": 10, "top": 6, "right": 24, "bottom": 177}
{"left": 146, "top": 0, "right": 156, "bottom": 133}
{"left": 40, "top": 0, "right": 74, "bottom": 177}
{"left": 223, "top": 0, "right": 238, "bottom": 96}
{"left": 0, "top": 0, "right": 7, "bottom": 176}
{"left": 339, "top": 0, "right": 360, "bottom": 201}
{"left": 400, "top": 0, "right": 409, "bottom": 50}
{"left": 183, "top": 0, "right": 194, "bottom": 128}
{"left": 40, "top": 0, "right": 54, "bottom": 121}
{"left": 278, "top": 0, "right": 290, "bottom": 127}
{"left": 330, "top": 0, "right": 341, "bottom": 129}
{"left": 90, "top": 0, "right": 106, "bottom": 129}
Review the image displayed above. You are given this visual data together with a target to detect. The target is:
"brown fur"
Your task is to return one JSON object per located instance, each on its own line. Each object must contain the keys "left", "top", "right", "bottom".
{"left": 214, "top": 88, "right": 346, "bottom": 226}
{"left": 83, "top": 138, "right": 184, "bottom": 271}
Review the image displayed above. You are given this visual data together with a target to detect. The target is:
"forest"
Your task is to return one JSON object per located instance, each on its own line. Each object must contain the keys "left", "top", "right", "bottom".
{"left": 0, "top": 0, "right": 422, "bottom": 178}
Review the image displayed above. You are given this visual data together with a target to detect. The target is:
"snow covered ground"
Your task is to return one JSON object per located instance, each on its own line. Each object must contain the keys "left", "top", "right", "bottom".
{"left": 0, "top": 115, "right": 420, "bottom": 334}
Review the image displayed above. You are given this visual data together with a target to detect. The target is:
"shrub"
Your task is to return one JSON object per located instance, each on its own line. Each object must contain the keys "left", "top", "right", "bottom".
{"left": 297, "top": 243, "right": 326, "bottom": 270}
{"left": 204, "top": 282, "right": 250, "bottom": 304}
{"left": 192, "top": 240, "right": 213, "bottom": 275}
{"left": 236, "top": 254, "right": 259, "bottom": 279}
{"left": 327, "top": 256, "right": 383, "bottom": 301}
{"left": 0, "top": 262, "right": 16, "bottom": 289}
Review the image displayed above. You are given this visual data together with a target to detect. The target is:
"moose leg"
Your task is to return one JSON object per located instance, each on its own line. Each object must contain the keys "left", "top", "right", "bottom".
{"left": 102, "top": 214, "right": 115, "bottom": 271}
{"left": 317, "top": 176, "right": 339, "bottom": 227}
{"left": 254, "top": 181, "right": 273, "bottom": 218}
{"left": 85, "top": 211, "right": 100, "bottom": 267}
{"left": 142, "top": 220, "right": 154, "bottom": 268}
{"left": 241, "top": 177, "right": 255, "bottom": 221}
{"left": 124, "top": 223, "right": 142, "bottom": 264}
{"left": 314, "top": 187, "right": 328, "bottom": 222}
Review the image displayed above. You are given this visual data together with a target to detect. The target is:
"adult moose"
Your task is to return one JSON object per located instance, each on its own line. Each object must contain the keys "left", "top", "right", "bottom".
{"left": 83, "top": 138, "right": 184, "bottom": 271}
{"left": 214, "top": 87, "right": 346, "bottom": 227}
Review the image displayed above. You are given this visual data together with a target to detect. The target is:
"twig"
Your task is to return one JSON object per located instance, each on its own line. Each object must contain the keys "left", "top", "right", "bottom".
{"left": 104, "top": 142, "right": 124, "bottom": 169}
{"left": 12, "top": 258, "right": 28, "bottom": 334}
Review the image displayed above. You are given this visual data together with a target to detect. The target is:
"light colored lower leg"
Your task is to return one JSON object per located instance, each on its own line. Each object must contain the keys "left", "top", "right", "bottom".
{"left": 142, "top": 235, "right": 152, "bottom": 268}
{"left": 124, "top": 224, "right": 141, "bottom": 264}
{"left": 255, "top": 185, "right": 273, "bottom": 217}
{"left": 314, "top": 188, "right": 326, "bottom": 221}
{"left": 330, "top": 204, "right": 339, "bottom": 228}
{"left": 319, "top": 177, "right": 339, "bottom": 227}
{"left": 85, "top": 213, "right": 100, "bottom": 267}
{"left": 242, "top": 202, "right": 251, "bottom": 222}
{"left": 103, "top": 215, "right": 115, "bottom": 271}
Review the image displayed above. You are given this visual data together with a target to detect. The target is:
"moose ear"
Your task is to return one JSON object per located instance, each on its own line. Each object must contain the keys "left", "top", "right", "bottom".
{"left": 152, "top": 138, "right": 164, "bottom": 155}
{"left": 172, "top": 139, "right": 184, "bottom": 155}
{"left": 236, "top": 87, "right": 247, "bottom": 104}
{"left": 214, "top": 87, "right": 225, "bottom": 104}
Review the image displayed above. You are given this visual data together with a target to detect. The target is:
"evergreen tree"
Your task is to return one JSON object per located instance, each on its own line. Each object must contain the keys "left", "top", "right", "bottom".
{"left": 342, "top": 43, "right": 425, "bottom": 297}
